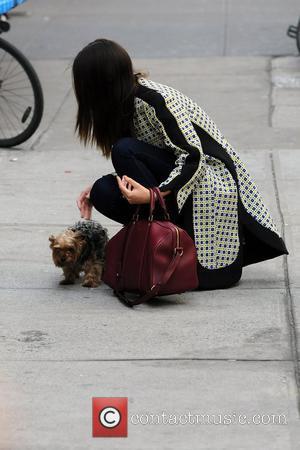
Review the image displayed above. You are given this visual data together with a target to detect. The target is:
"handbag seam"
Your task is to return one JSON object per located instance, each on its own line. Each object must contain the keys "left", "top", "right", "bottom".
{"left": 120, "top": 223, "right": 136, "bottom": 290}
{"left": 150, "top": 227, "right": 176, "bottom": 287}
{"left": 138, "top": 222, "right": 151, "bottom": 291}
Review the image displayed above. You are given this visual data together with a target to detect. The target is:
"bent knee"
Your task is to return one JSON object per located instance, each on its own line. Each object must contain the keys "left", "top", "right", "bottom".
{"left": 89, "top": 174, "right": 118, "bottom": 212}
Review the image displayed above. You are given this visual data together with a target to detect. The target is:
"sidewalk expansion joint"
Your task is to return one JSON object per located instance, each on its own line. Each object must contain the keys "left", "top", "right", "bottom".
{"left": 267, "top": 56, "right": 274, "bottom": 128}
{"left": 0, "top": 357, "right": 296, "bottom": 363}
{"left": 0, "top": 286, "right": 288, "bottom": 291}
{"left": 270, "top": 151, "right": 300, "bottom": 415}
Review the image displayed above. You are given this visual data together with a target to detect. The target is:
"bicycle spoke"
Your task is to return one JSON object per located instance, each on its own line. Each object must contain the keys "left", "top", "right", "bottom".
{"left": 1, "top": 92, "right": 24, "bottom": 118}
{"left": 2, "top": 86, "right": 29, "bottom": 95}
{"left": 1, "top": 54, "right": 15, "bottom": 81}
{"left": 1, "top": 89, "right": 33, "bottom": 99}
{"left": 4, "top": 64, "right": 26, "bottom": 80}
{"left": 0, "top": 95, "right": 32, "bottom": 113}
{"left": 2, "top": 56, "right": 26, "bottom": 81}
{"left": 0, "top": 103, "right": 27, "bottom": 137}
{"left": 0, "top": 102, "right": 9, "bottom": 139}
{"left": 2, "top": 77, "right": 31, "bottom": 87}
{"left": 0, "top": 81, "right": 33, "bottom": 137}
{"left": 1, "top": 85, "right": 32, "bottom": 91}
{"left": 0, "top": 50, "right": 8, "bottom": 67}
{"left": 0, "top": 48, "right": 9, "bottom": 73}
{"left": 0, "top": 100, "right": 19, "bottom": 136}
{"left": 0, "top": 96, "right": 23, "bottom": 128}
{"left": 2, "top": 71, "right": 30, "bottom": 84}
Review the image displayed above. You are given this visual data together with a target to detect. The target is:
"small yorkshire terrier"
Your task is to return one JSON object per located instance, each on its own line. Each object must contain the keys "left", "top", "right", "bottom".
{"left": 49, "top": 220, "right": 109, "bottom": 288}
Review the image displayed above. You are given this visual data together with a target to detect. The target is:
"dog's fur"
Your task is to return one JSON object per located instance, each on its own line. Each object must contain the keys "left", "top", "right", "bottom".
{"left": 49, "top": 220, "right": 109, "bottom": 288}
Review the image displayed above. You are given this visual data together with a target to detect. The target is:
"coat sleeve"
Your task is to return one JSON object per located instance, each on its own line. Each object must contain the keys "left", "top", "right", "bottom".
{"left": 143, "top": 92, "right": 205, "bottom": 212}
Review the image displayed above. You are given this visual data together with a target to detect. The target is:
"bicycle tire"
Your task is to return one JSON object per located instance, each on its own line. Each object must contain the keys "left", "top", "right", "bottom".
{"left": 297, "top": 18, "right": 300, "bottom": 53}
{"left": 0, "top": 37, "right": 43, "bottom": 147}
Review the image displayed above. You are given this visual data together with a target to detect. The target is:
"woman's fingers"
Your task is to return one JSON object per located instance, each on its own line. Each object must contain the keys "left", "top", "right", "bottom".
{"left": 78, "top": 198, "right": 92, "bottom": 218}
{"left": 77, "top": 189, "right": 92, "bottom": 211}
{"left": 77, "top": 197, "right": 83, "bottom": 210}
{"left": 123, "top": 175, "right": 140, "bottom": 189}
{"left": 77, "top": 185, "right": 92, "bottom": 211}
{"left": 117, "top": 175, "right": 139, "bottom": 194}
{"left": 116, "top": 174, "right": 150, "bottom": 204}
{"left": 77, "top": 192, "right": 85, "bottom": 209}
{"left": 116, "top": 176, "right": 127, "bottom": 196}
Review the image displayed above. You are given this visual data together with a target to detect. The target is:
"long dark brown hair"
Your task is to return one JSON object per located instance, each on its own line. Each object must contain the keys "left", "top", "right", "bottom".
{"left": 72, "top": 38, "right": 147, "bottom": 158}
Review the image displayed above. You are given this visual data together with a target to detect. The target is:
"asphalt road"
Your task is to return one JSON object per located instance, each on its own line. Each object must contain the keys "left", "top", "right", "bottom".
{"left": 6, "top": 0, "right": 300, "bottom": 59}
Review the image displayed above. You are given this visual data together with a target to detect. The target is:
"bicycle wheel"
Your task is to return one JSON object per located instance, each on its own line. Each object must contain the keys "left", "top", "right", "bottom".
{"left": 0, "top": 37, "right": 43, "bottom": 147}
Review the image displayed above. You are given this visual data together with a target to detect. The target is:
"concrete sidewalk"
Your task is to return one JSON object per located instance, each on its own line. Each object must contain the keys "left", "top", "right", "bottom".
{"left": 1, "top": 1, "right": 300, "bottom": 449}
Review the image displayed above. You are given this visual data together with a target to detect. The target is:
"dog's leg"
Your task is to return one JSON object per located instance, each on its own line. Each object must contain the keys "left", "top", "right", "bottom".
{"left": 82, "top": 259, "right": 103, "bottom": 288}
{"left": 96, "top": 262, "right": 104, "bottom": 284}
{"left": 60, "top": 266, "right": 76, "bottom": 285}
{"left": 74, "top": 264, "right": 81, "bottom": 279}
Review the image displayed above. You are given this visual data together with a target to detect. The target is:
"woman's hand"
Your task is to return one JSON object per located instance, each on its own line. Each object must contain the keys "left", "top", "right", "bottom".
{"left": 116, "top": 175, "right": 151, "bottom": 204}
{"left": 116, "top": 175, "right": 171, "bottom": 204}
{"left": 77, "top": 185, "right": 93, "bottom": 219}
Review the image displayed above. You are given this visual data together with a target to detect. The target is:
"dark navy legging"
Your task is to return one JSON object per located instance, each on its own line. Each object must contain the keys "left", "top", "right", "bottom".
{"left": 89, "top": 137, "right": 180, "bottom": 224}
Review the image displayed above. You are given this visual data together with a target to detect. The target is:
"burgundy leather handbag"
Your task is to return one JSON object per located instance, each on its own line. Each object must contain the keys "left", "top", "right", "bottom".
{"left": 102, "top": 187, "right": 199, "bottom": 306}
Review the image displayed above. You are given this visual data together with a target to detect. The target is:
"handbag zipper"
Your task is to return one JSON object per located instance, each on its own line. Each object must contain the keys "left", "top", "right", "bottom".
{"left": 175, "top": 225, "right": 179, "bottom": 248}
{"left": 173, "top": 225, "right": 183, "bottom": 256}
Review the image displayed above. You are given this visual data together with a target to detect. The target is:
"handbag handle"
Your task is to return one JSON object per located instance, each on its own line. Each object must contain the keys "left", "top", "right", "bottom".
{"left": 152, "top": 187, "right": 170, "bottom": 220}
{"left": 132, "top": 187, "right": 170, "bottom": 222}
{"left": 131, "top": 187, "right": 153, "bottom": 221}
{"left": 114, "top": 246, "right": 183, "bottom": 307}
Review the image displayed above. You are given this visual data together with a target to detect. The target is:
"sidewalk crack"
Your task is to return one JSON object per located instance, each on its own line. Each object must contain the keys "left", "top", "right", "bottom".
{"left": 222, "top": 0, "right": 229, "bottom": 56}
{"left": 30, "top": 87, "right": 72, "bottom": 151}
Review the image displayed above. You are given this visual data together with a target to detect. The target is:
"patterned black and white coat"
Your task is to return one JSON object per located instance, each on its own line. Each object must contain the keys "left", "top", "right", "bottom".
{"left": 115, "top": 76, "right": 289, "bottom": 288}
